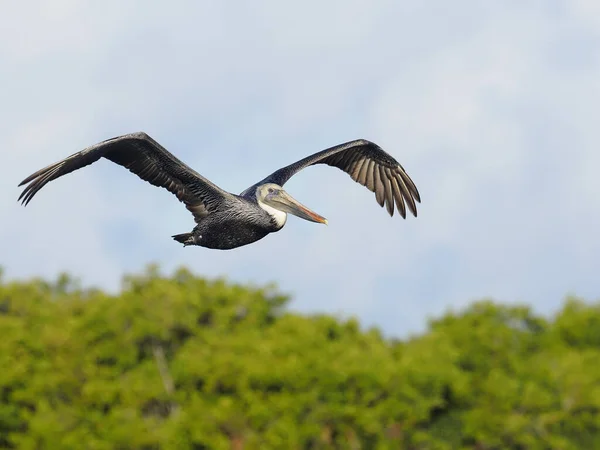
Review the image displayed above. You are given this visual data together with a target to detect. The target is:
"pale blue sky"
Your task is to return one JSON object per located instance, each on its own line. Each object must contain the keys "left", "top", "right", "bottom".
{"left": 1, "top": 1, "right": 599, "bottom": 336}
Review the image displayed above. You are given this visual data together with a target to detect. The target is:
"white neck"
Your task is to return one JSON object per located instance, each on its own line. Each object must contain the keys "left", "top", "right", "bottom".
{"left": 257, "top": 199, "right": 287, "bottom": 228}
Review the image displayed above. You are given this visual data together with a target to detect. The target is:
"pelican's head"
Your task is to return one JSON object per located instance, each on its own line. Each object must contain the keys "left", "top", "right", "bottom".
{"left": 256, "top": 183, "right": 328, "bottom": 226}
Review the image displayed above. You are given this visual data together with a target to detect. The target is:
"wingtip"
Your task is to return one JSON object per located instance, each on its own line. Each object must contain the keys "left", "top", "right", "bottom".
{"left": 17, "top": 189, "right": 27, "bottom": 205}
{"left": 396, "top": 208, "right": 418, "bottom": 219}
{"left": 18, "top": 175, "right": 34, "bottom": 187}
{"left": 17, "top": 192, "right": 31, "bottom": 207}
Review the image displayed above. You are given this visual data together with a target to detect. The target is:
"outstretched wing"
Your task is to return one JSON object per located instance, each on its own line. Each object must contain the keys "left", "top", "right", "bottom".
{"left": 18, "top": 132, "right": 232, "bottom": 223}
{"left": 259, "top": 139, "right": 421, "bottom": 218}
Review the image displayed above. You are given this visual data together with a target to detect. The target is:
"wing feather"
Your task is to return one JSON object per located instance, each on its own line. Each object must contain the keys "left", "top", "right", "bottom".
{"left": 253, "top": 139, "right": 420, "bottom": 218}
{"left": 18, "top": 132, "right": 232, "bottom": 223}
{"left": 388, "top": 171, "right": 407, "bottom": 219}
{"left": 393, "top": 172, "right": 417, "bottom": 217}
{"left": 381, "top": 166, "right": 394, "bottom": 216}
{"left": 373, "top": 165, "right": 385, "bottom": 207}
{"left": 365, "top": 160, "right": 376, "bottom": 192}
{"left": 350, "top": 157, "right": 365, "bottom": 181}
{"left": 357, "top": 157, "right": 370, "bottom": 184}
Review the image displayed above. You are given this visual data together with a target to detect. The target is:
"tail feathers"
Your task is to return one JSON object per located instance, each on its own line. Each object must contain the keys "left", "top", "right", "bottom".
{"left": 172, "top": 232, "right": 195, "bottom": 246}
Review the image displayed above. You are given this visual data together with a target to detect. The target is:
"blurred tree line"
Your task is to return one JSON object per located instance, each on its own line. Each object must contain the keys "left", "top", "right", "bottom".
{"left": 0, "top": 265, "right": 599, "bottom": 449}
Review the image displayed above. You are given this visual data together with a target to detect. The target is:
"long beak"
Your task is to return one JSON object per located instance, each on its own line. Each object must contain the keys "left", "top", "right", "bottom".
{"left": 269, "top": 190, "right": 328, "bottom": 225}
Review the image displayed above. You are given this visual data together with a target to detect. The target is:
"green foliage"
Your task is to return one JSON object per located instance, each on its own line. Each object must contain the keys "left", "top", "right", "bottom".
{"left": 0, "top": 267, "right": 598, "bottom": 449}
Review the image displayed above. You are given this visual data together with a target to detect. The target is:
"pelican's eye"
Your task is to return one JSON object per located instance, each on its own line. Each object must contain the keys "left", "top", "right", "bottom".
{"left": 268, "top": 188, "right": 274, "bottom": 194}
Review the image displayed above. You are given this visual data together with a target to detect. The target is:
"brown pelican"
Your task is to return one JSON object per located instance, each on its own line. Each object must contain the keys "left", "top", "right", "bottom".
{"left": 18, "top": 132, "right": 421, "bottom": 250}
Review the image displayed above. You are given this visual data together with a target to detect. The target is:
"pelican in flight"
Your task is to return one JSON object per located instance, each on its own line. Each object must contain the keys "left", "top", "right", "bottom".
{"left": 18, "top": 132, "right": 420, "bottom": 250}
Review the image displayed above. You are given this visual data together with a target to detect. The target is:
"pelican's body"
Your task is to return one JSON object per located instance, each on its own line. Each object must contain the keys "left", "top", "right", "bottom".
{"left": 18, "top": 132, "right": 420, "bottom": 250}
{"left": 175, "top": 190, "right": 287, "bottom": 250}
